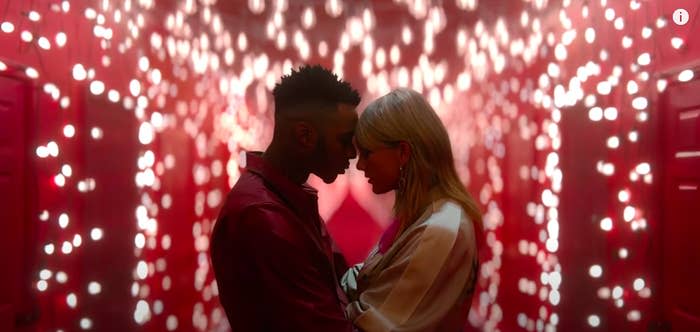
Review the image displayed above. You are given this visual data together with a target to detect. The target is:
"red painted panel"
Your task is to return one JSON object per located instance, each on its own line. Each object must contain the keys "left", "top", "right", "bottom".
{"left": 75, "top": 92, "right": 140, "bottom": 331}
{"left": 660, "top": 78, "right": 700, "bottom": 331}
{"left": 558, "top": 104, "right": 616, "bottom": 330}
{"left": 0, "top": 75, "right": 32, "bottom": 330}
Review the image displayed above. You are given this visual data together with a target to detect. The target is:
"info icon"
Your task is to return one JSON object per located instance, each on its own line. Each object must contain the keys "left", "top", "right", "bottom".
{"left": 673, "top": 8, "right": 690, "bottom": 26}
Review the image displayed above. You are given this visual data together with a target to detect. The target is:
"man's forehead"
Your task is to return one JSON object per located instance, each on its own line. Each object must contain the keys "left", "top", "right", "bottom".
{"left": 333, "top": 103, "right": 358, "bottom": 129}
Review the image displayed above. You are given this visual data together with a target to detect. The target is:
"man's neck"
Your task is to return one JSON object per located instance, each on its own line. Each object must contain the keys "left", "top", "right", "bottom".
{"left": 262, "top": 143, "right": 310, "bottom": 185}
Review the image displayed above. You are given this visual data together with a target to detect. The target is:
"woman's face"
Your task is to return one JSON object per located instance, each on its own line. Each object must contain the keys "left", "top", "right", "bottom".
{"left": 355, "top": 140, "right": 403, "bottom": 194}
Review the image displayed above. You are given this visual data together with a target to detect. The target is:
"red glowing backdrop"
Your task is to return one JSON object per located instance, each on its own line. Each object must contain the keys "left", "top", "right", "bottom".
{"left": 0, "top": 0, "right": 699, "bottom": 331}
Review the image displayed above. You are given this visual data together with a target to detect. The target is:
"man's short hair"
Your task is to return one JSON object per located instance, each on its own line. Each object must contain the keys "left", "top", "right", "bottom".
{"left": 272, "top": 65, "right": 361, "bottom": 117}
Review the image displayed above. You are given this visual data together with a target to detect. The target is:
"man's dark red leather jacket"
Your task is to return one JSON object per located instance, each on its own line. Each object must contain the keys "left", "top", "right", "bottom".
{"left": 210, "top": 152, "right": 353, "bottom": 331}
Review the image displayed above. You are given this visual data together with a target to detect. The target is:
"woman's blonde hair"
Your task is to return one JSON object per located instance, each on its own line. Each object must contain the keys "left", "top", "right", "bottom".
{"left": 355, "top": 88, "right": 482, "bottom": 232}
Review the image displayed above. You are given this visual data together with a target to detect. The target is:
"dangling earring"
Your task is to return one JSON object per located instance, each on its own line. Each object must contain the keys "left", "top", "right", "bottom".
{"left": 398, "top": 165, "right": 407, "bottom": 192}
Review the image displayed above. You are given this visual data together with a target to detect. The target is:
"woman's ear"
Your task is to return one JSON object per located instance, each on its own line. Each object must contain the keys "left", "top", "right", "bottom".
{"left": 293, "top": 121, "right": 318, "bottom": 152}
{"left": 398, "top": 141, "right": 411, "bottom": 166}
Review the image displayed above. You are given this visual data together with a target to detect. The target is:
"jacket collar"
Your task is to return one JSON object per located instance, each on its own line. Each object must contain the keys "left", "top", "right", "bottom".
{"left": 243, "top": 151, "right": 320, "bottom": 220}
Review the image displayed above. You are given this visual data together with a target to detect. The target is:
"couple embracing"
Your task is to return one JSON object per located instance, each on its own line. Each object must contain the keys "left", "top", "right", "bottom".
{"left": 210, "top": 65, "right": 482, "bottom": 332}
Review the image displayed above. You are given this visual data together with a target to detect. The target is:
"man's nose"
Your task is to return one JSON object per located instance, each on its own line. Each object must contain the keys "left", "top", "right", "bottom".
{"left": 347, "top": 146, "right": 357, "bottom": 159}
{"left": 356, "top": 157, "right": 365, "bottom": 171}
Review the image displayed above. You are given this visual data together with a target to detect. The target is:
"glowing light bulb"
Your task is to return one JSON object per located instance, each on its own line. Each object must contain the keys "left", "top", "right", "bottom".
{"left": 585, "top": 28, "right": 595, "bottom": 43}
{"left": 73, "top": 64, "right": 87, "bottom": 81}
{"left": 625, "top": 132, "right": 638, "bottom": 144}
{"left": 627, "top": 310, "right": 641, "bottom": 321}
{"left": 59, "top": 213, "right": 69, "bottom": 228}
{"left": 134, "top": 300, "right": 151, "bottom": 324}
{"left": 61, "top": 241, "right": 73, "bottom": 254}
{"left": 622, "top": 36, "right": 632, "bottom": 49}
{"left": 138, "top": 57, "right": 149, "bottom": 72}
{"left": 612, "top": 286, "right": 623, "bottom": 299}
{"left": 91, "top": 127, "right": 103, "bottom": 140}
{"left": 1, "top": 22, "right": 15, "bottom": 33}
{"left": 28, "top": 11, "right": 41, "bottom": 22}
{"left": 90, "top": 228, "right": 104, "bottom": 241}
{"left": 554, "top": 44, "right": 567, "bottom": 61}
{"left": 637, "top": 53, "right": 651, "bottom": 66}
{"left": 90, "top": 80, "right": 105, "bottom": 95}
{"left": 80, "top": 318, "right": 93, "bottom": 330}
{"left": 39, "top": 210, "right": 49, "bottom": 221}
{"left": 108, "top": 90, "right": 120, "bottom": 103}
{"left": 56, "top": 271, "right": 68, "bottom": 283}
{"left": 36, "top": 146, "right": 49, "bottom": 158}
{"left": 38, "top": 37, "right": 51, "bottom": 50}
{"left": 679, "top": 69, "right": 694, "bottom": 82}
{"left": 656, "top": 17, "right": 667, "bottom": 28}
{"left": 610, "top": 13, "right": 624, "bottom": 27}
{"left": 630, "top": 0, "right": 641, "bottom": 10}
{"left": 137, "top": 261, "right": 148, "bottom": 279}
{"left": 139, "top": 123, "right": 154, "bottom": 145}
{"left": 73, "top": 234, "right": 82, "bottom": 247}
{"left": 635, "top": 162, "right": 650, "bottom": 175}
{"left": 25, "top": 67, "right": 39, "bottom": 79}
{"left": 85, "top": 8, "right": 97, "bottom": 19}
{"left": 61, "top": 164, "right": 73, "bottom": 177}
{"left": 549, "top": 290, "right": 560, "bottom": 305}
{"left": 88, "top": 281, "right": 102, "bottom": 295}
{"left": 129, "top": 79, "right": 141, "bottom": 96}
{"left": 588, "top": 315, "right": 601, "bottom": 327}
{"left": 135, "top": 233, "right": 146, "bottom": 248}
{"left": 56, "top": 97, "right": 69, "bottom": 110}
{"left": 605, "top": 8, "right": 615, "bottom": 21}
{"left": 619, "top": 248, "right": 629, "bottom": 258}
{"left": 588, "top": 107, "right": 603, "bottom": 121}
{"left": 603, "top": 107, "right": 618, "bottom": 120}
{"left": 54, "top": 174, "right": 66, "bottom": 187}
{"left": 67, "top": 293, "right": 77, "bottom": 308}
{"left": 63, "top": 125, "right": 76, "bottom": 138}
{"left": 46, "top": 141, "right": 59, "bottom": 157}
{"left": 39, "top": 269, "right": 52, "bottom": 280}
{"left": 600, "top": 217, "right": 613, "bottom": 231}
{"left": 55, "top": 32, "right": 67, "bottom": 47}
{"left": 21, "top": 30, "right": 33, "bottom": 42}
{"left": 302, "top": 7, "right": 316, "bottom": 29}
{"left": 589, "top": 265, "right": 603, "bottom": 278}
{"left": 671, "top": 37, "right": 684, "bottom": 49}
{"left": 166, "top": 315, "right": 178, "bottom": 330}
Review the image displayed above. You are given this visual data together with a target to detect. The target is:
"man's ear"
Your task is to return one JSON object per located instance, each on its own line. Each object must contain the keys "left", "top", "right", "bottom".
{"left": 292, "top": 121, "right": 318, "bottom": 151}
{"left": 398, "top": 141, "right": 411, "bottom": 166}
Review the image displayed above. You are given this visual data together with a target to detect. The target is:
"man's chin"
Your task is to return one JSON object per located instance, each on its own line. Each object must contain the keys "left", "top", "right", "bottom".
{"left": 321, "top": 174, "right": 339, "bottom": 184}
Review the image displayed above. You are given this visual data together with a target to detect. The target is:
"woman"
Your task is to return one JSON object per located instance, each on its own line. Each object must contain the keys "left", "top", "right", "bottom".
{"left": 342, "top": 88, "right": 482, "bottom": 332}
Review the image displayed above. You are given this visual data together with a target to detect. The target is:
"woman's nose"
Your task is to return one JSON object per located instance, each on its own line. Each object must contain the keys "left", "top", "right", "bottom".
{"left": 356, "top": 157, "right": 366, "bottom": 171}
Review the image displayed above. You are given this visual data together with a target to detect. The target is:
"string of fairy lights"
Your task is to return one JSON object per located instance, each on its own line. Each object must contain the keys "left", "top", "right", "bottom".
{"left": 1, "top": 0, "right": 694, "bottom": 330}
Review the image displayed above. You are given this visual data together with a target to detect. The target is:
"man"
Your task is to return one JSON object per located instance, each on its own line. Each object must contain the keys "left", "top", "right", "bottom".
{"left": 211, "top": 65, "right": 360, "bottom": 331}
